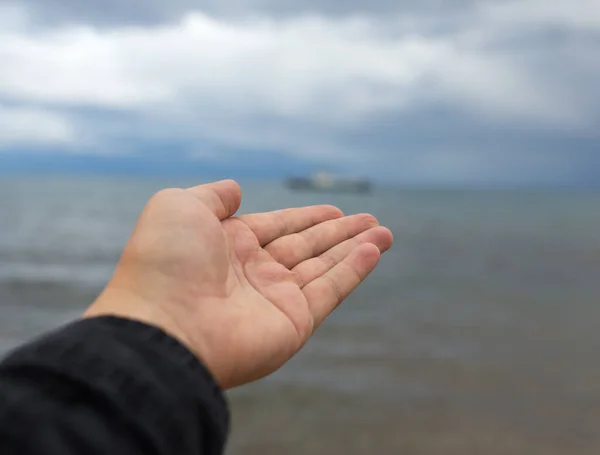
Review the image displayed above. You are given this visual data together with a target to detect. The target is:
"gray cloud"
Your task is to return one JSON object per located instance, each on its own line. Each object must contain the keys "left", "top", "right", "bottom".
{"left": 5, "top": 0, "right": 475, "bottom": 26}
{"left": 331, "top": 107, "right": 600, "bottom": 184}
{"left": 0, "top": 0, "right": 598, "bottom": 184}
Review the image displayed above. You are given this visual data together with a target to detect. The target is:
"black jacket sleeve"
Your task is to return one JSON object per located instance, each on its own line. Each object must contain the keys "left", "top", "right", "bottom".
{"left": 0, "top": 316, "right": 229, "bottom": 455}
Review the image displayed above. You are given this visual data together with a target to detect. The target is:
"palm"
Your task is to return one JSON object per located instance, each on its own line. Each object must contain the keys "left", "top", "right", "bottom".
{"left": 206, "top": 193, "right": 391, "bottom": 387}
{"left": 223, "top": 218, "right": 313, "bottom": 341}
{"left": 95, "top": 181, "right": 392, "bottom": 389}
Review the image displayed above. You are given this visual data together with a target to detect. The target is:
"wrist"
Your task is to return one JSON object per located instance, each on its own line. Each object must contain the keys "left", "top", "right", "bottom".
{"left": 84, "top": 287, "right": 201, "bottom": 365}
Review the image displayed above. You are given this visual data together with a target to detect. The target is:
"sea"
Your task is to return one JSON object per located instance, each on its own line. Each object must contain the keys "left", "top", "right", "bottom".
{"left": 1, "top": 175, "right": 600, "bottom": 454}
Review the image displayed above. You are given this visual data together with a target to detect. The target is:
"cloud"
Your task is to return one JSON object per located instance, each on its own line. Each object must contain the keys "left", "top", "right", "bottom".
{"left": 479, "top": 0, "right": 600, "bottom": 30}
{"left": 0, "top": 104, "right": 74, "bottom": 147}
{"left": 7, "top": 0, "right": 476, "bottom": 26}
{"left": 0, "top": 1, "right": 598, "bottom": 183}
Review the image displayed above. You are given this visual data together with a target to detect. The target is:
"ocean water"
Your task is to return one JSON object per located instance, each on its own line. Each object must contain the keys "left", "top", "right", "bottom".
{"left": 1, "top": 175, "right": 600, "bottom": 454}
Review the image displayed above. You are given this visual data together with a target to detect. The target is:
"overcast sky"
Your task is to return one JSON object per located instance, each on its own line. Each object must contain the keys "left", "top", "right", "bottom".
{"left": 0, "top": 0, "right": 599, "bottom": 184}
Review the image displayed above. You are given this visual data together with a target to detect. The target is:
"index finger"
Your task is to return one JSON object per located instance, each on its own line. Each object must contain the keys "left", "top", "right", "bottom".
{"left": 236, "top": 205, "right": 344, "bottom": 246}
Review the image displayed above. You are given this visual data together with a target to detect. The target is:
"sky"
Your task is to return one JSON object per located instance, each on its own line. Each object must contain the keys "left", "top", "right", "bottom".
{"left": 0, "top": 0, "right": 599, "bottom": 185}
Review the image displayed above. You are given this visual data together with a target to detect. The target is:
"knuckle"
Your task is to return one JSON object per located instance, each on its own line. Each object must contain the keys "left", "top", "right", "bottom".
{"left": 150, "top": 188, "right": 184, "bottom": 204}
{"left": 266, "top": 241, "right": 292, "bottom": 263}
{"left": 323, "top": 204, "right": 344, "bottom": 217}
{"left": 323, "top": 274, "right": 344, "bottom": 306}
{"left": 318, "top": 252, "right": 338, "bottom": 270}
{"left": 290, "top": 268, "right": 304, "bottom": 287}
{"left": 152, "top": 187, "right": 176, "bottom": 198}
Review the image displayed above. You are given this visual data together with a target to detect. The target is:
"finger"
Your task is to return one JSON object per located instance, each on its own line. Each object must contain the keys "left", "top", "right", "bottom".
{"left": 186, "top": 180, "right": 242, "bottom": 220}
{"left": 265, "top": 214, "right": 378, "bottom": 269}
{"left": 292, "top": 226, "right": 393, "bottom": 287}
{"left": 237, "top": 205, "right": 343, "bottom": 246}
{"left": 303, "top": 243, "right": 381, "bottom": 329}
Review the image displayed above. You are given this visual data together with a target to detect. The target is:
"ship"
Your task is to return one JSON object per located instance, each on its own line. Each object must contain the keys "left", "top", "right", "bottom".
{"left": 285, "top": 172, "right": 372, "bottom": 194}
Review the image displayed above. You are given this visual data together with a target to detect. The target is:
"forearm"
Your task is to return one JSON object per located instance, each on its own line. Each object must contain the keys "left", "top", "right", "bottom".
{"left": 0, "top": 317, "right": 229, "bottom": 455}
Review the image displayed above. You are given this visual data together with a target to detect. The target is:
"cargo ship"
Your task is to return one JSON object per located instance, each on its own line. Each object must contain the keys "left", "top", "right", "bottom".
{"left": 285, "top": 172, "right": 372, "bottom": 194}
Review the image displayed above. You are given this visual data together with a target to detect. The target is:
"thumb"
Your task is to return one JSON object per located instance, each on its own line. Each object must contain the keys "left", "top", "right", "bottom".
{"left": 186, "top": 180, "right": 243, "bottom": 220}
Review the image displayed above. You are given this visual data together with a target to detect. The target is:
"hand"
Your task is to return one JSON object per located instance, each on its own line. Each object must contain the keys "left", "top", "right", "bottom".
{"left": 85, "top": 180, "right": 393, "bottom": 389}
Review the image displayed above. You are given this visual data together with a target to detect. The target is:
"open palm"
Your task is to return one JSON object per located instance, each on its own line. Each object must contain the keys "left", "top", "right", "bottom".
{"left": 89, "top": 180, "right": 393, "bottom": 389}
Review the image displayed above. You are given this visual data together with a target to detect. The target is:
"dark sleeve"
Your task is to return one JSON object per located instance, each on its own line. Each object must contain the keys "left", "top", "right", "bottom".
{"left": 0, "top": 316, "right": 229, "bottom": 455}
